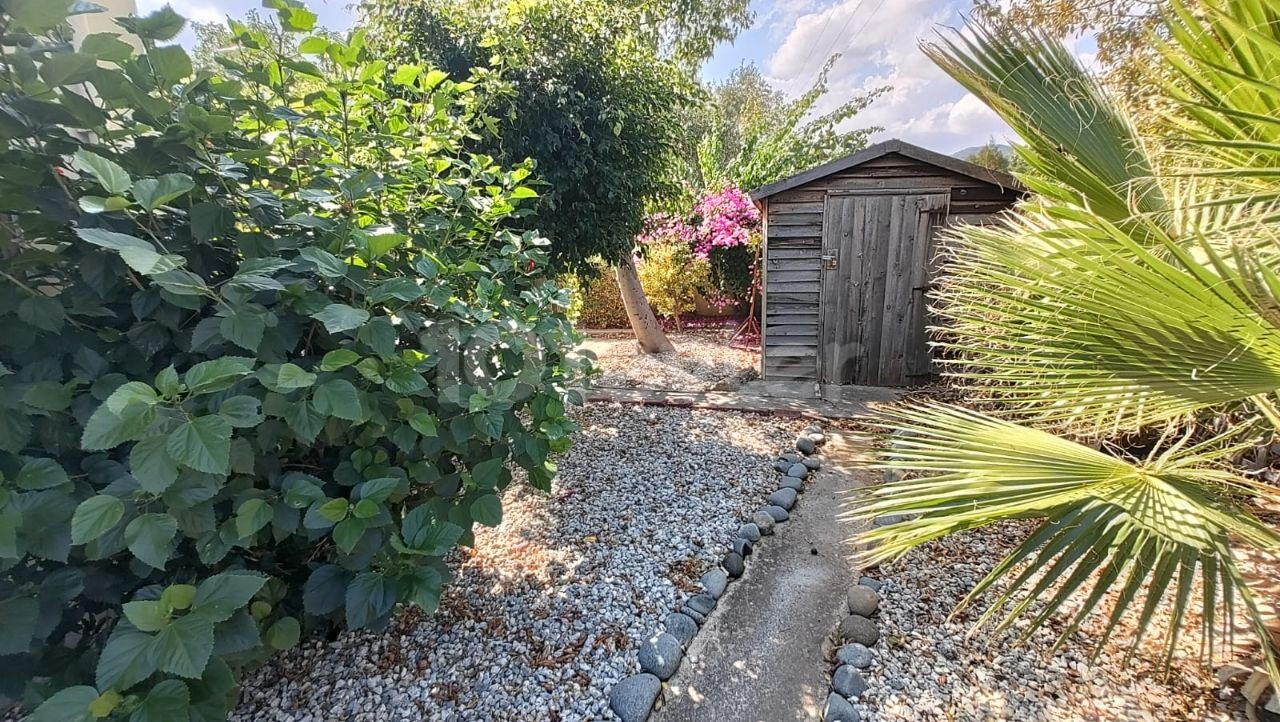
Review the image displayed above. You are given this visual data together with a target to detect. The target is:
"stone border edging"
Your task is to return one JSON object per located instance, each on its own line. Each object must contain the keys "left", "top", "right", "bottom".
{"left": 607, "top": 423, "right": 829, "bottom": 722}
{"left": 823, "top": 575, "right": 884, "bottom": 720}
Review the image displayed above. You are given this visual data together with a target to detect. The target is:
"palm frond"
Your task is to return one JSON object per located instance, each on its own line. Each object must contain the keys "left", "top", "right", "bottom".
{"left": 1161, "top": 0, "right": 1280, "bottom": 202}
{"left": 922, "top": 21, "right": 1167, "bottom": 232}
{"left": 846, "top": 403, "right": 1280, "bottom": 676}
{"left": 935, "top": 203, "right": 1280, "bottom": 431}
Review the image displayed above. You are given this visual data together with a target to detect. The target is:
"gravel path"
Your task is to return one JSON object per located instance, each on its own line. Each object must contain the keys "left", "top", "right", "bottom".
{"left": 580, "top": 332, "right": 758, "bottom": 392}
{"left": 233, "top": 403, "right": 801, "bottom": 722}
{"left": 854, "top": 522, "right": 1247, "bottom": 722}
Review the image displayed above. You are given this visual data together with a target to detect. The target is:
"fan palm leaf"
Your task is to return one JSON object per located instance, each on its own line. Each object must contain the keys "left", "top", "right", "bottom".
{"left": 848, "top": 404, "right": 1280, "bottom": 677}
{"left": 936, "top": 205, "right": 1280, "bottom": 431}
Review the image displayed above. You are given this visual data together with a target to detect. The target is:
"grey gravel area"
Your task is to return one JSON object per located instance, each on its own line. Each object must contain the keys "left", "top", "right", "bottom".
{"left": 579, "top": 332, "right": 758, "bottom": 392}
{"left": 856, "top": 522, "right": 1247, "bottom": 722}
{"left": 232, "top": 403, "right": 801, "bottom": 722}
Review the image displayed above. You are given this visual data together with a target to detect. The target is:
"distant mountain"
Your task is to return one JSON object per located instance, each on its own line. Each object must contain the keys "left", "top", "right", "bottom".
{"left": 953, "top": 143, "right": 1014, "bottom": 160}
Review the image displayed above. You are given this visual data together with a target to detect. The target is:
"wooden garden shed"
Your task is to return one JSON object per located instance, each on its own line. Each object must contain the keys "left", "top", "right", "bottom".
{"left": 751, "top": 139, "right": 1023, "bottom": 387}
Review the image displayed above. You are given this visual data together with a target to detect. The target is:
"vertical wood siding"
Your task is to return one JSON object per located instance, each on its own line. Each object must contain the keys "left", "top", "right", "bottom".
{"left": 761, "top": 152, "right": 1020, "bottom": 384}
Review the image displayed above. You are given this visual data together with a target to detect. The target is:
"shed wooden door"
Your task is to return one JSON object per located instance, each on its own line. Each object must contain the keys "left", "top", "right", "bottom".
{"left": 818, "top": 191, "right": 949, "bottom": 385}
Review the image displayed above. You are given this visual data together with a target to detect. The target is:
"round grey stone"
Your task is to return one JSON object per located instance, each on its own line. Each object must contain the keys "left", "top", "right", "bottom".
{"left": 846, "top": 585, "right": 880, "bottom": 617}
{"left": 780, "top": 477, "right": 805, "bottom": 491}
{"left": 780, "top": 452, "right": 803, "bottom": 464}
{"left": 832, "top": 665, "right": 868, "bottom": 698}
{"left": 663, "top": 613, "right": 698, "bottom": 646}
{"left": 808, "top": 432, "right": 827, "bottom": 446}
{"left": 763, "top": 505, "right": 790, "bottom": 522}
{"left": 722, "top": 551, "right": 745, "bottom": 578}
{"left": 700, "top": 569, "right": 728, "bottom": 599}
{"left": 873, "top": 514, "right": 905, "bottom": 527}
{"left": 858, "top": 576, "right": 882, "bottom": 591}
{"left": 681, "top": 605, "right": 706, "bottom": 625}
{"left": 796, "top": 436, "right": 817, "bottom": 455}
{"left": 802, "top": 456, "right": 821, "bottom": 471}
{"left": 837, "top": 614, "right": 880, "bottom": 646}
{"left": 731, "top": 538, "right": 753, "bottom": 557}
{"left": 768, "top": 487, "right": 798, "bottom": 510}
{"left": 686, "top": 593, "right": 716, "bottom": 617}
{"left": 772, "top": 459, "right": 792, "bottom": 473}
{"left": 751, "top": 511, "right": 776, "bottom": 535}
{"left": 881, "top": 467, "right": 904, "bottom": 484}
{"left": 609, "top": 674, "right": 661, "bottom": 722}
{"left": 737, "top": 523, "right": 761, "bottom": 542}
{"left": 836, "top": 643, "right": 872, "bottom": 668}
{"left": 638, "top": 632, "right": 683, "bottom": 680}
{"left": 786, "top": 463, "right": 809, "bottom": 479}
{"left": 804, "top": 424, "right": 823, "bottom": 435}
{"left": 822, "top": 692, "right": 859, "bottom": 722}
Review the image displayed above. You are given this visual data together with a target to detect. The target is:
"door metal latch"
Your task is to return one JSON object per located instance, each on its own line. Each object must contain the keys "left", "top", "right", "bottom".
{"left": 821, "top": 251, "right": 838, "bottom": 269}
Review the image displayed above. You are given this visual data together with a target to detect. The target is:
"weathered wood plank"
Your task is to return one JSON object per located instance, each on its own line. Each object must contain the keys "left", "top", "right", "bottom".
{"left": 765, "top": 258, "right": 821, "bottom": 272}
{"left": 766, "top": 346, "right": 818, "bottom": 358}
{"left": 769, "top": 201, "right": 825, "bottom": 215}
{"left": 769, "top": 225, "right": 824, "bottom": 238}
{"left": 858, "top": 194, "right": 896, "bottom": 385}
{"left": 768, "top": 212, "right": 824, "bottom": 227}
{"left": 765, "top": 269, "right": 820, "bottom": 283}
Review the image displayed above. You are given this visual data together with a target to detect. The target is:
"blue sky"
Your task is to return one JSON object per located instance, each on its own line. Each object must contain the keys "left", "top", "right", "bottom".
{"left": 134, "top": 0, "right": 1094, "bottom": 154}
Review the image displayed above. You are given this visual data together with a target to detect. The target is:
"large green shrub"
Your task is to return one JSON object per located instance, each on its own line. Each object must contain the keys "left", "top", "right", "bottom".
{"left": 0, "top": 3, "right": 583, "bottom": 720}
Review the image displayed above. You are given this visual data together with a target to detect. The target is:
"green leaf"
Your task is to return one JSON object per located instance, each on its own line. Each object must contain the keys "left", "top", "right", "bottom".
{"left": 470, "top": 458, "right": 505, "bottom": 490}
{"left": 283, "top": 475, "right": 324, "bottom": 508}
{"left": 80, "top": 33, "right": 135, "bottom": 62}
{"left": 130, "top": 436, "right": 179, "bottom": 493}
{"left": 78, "top": 195, "right": 131, "bottom": 214}
{"left": 312, "top": 379, "right": 362, "bottom": 421}
{"left": 279, "top": 6, "right": 317, "bottom": 31}
{"left": 75, "top": 228, "right": 181, "bottom": 275}
{"left": 352, "top": 498, "right": 379, "bottom": 519}
{"left": 133, "top": 173, "right": 195, "bottom": 212}
{"left": 17, "top": 458, "right": 69, "bottom": 490}
{"left": 123, "top": 4, "right": 186, "bottom": 41}
{"left": 41, "top": 52, "right": 96, "bottom": 87}
{"left": 162, "top": 583, "right": 197, "bottom": 611}
{"left": 303, "top": 565, "right": 349, "bottom": 616}
{"left": 218, "top": 309, "right": 265, "bottom": 352}
{"left": 88, "top": 691, "right": 122, "bottom": 719}
{"left": 400, "top": 506, "right": 464, "bottom": 555}
{"left": 96, "top": 625, "right": 157, "bottom": 691}
{"left": 264, "top": 616, "right": 300, "bottom": 650}
{"left": 370, "top": 277, "right": 423, "bottom": 303}
{"left": 316, "top": 498, "right": 349, "bottom": 523}
{"left": 311, "top": 304, "right": 369, "bottom": 334}
{"left": 345, "top": 571, "right": 396, "bottom": 629}
{"left": 470, "top": 494, "right": 502, "bottom": 527}
{"left": 167, "top": 415, "right": 232, "bottom": 474}
{"left": 364, "top": 230, "right": 408, "bottom": 260}
{"left": 27, "top": 685, "right": 97, "bottom": 722}
{"left": 358, "top": 477, "right": 399, "bottom": 504}
{"left": 122, "top": 599, "right": 168, "bottom": 632}
{"left": 22, "top": 380, "right": 72, "bottom": 411}
{"left": 193, "top": 571, "right": 267, "bottom": 622}
{"left": 125, "top": 513, "right": 178, "bottom": 570}
{"left": 184, "top": 357, "right": 255, "bottom": 394}
{"left": 409, "top": 412, "right": 438, "bottom": 437}
{"left": 276, "top": 363, "right": 317, "bottom": 389}
{"left": 333, "top": 516, "right": 366, "bottom": 553}
{"left": 82, "top": 403, "right": 155, "bottom": 451}
{"left": 401, "top": 567, "right": 442, "bottom": 613}
{"left": 298, "top": 247, "right": 348, "bottom": 278}
{"left": 71, "top": 495, "right": 124, "bottom": 544}
{"left": 73, "top": 150, "right": 132, "bottom": 195}
{"left": 235, "top": 498, "right": 272, "bottom": 538}
{"left": 320, "top": 349, "right": 360, "bottom": 371}
{"left": 105, "top": 381, "right": 158, "bottom": 413}
{"left": 130, "top": 679, "right": 189, "bottom": 722}
{"left": 149, "top": 45, "right": 193, "bottom": 85}
{"left": 219, "top": 396, "right": 263, "bottom": 428}
{"left": 151, "top": 613, "right": 214, "bottom": 678}
{"left": 0, "top": 596, "right": 38, "bottom": 654}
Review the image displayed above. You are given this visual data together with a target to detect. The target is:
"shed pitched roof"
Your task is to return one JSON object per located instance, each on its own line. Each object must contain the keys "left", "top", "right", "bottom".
{"left": 749, "top": 138, "right": 1023, "bottom": 200}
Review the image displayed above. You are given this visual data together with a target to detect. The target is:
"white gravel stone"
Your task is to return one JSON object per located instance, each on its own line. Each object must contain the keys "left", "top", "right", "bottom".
{"left": 232, "top": 403, "right": 801, "bottom": 722}
{"left": 580, "top": 332, "right": 758, "bottom": 392}
{"left": 854, "top": 523, "right": 1247, "bottom": 722}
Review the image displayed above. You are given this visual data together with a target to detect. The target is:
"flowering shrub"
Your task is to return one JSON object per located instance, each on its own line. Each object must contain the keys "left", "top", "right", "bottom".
{"left": 691, "top": 186, "right": 760, "bottom": 260}
{"left": 635, "top": 244, "right": 712, "bottom": 327}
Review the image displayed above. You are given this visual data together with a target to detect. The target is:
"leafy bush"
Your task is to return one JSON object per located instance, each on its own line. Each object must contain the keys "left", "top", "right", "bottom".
{"left": 0, "top": 3, "right": 582, "bottom": 720}
{"left": 635, "top": 243, "right": 711, "bottom": 326}
{"left": 563, "top": 267, "right": 631, "bottom": 330}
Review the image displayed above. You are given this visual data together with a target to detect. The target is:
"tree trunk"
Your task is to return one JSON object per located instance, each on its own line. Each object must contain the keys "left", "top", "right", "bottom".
{"left": 615, "top": 256, "right": 675, "bottom": 353}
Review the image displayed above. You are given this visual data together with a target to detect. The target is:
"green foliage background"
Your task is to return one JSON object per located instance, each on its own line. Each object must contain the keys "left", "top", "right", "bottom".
{"left": 0, "top": 2, "right": 584, "bottom": 720}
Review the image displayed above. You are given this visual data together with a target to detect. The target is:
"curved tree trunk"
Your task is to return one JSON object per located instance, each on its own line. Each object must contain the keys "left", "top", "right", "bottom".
{"left": 615, "top": 256, "right": 675, "bottom": 354}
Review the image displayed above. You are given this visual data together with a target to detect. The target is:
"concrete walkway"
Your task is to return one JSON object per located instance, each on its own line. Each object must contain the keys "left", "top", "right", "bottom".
{"left": 654, "top": 432, "right": 873, "bottom": 722}
{"left": 582, "top": 382, "right": 897, "bottom": 420}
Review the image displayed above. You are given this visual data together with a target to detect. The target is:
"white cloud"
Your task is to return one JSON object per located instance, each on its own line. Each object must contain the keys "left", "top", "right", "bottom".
{"left": 137, "top": 0, "right": 224, "bottom": 24}
{"left": 763, "top": 0, "right": 1014, "bottom": 153}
